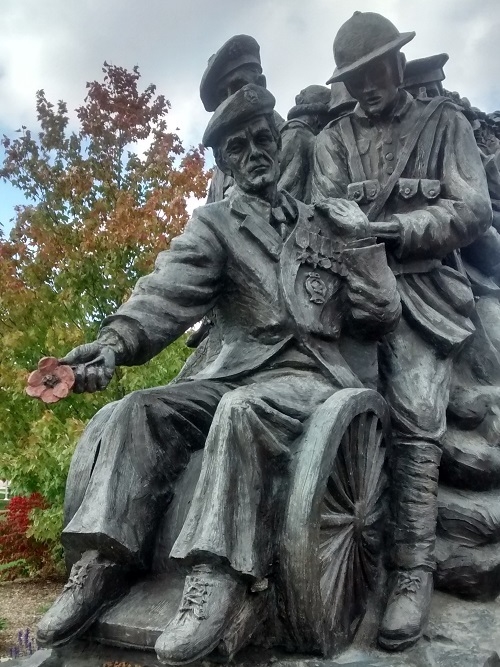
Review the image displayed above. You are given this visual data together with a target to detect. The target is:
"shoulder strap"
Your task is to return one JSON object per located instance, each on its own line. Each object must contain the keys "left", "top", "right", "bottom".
{"left": 365, "top": 96, "right": 447, "bottom": 222}
{"left": 338, "top": 116, "right": 367, "bottom": 183}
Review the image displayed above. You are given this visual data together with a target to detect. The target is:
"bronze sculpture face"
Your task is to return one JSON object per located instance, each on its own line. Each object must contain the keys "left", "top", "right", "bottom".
{"left": 214, "top": 64, "right": 266, "bottom": 108}
{"left": 343, "top": 53, "right": 402, "bottom": 117}
{"left": 219, "top": 116, "right": 280, "bottom": 195}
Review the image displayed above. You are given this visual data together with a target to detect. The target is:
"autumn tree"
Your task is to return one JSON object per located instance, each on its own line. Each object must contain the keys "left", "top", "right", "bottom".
{"left": 0, "top": 63, "right": 210, "bottom": 573}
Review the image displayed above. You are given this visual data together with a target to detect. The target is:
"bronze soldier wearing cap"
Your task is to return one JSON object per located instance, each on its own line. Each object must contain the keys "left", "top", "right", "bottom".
{"left": 312, "top": 10, "right": 491, "bottom": 652}
{"left": 36, "top": 83, "right": 400, "bottom": 664}
{"left": 187, "top": 34, "right": 285, "bottom": 350}
{"left": 200, "top": 34, "right": 284, "bottom": 204}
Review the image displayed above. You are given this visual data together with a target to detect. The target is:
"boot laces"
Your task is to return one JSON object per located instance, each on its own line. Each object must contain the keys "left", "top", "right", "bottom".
{"left": 179, "top": 575, "right": 212, "bottom": 620}
{"left": 394, "top": 571, "right": 421, "bottom": 596}
{"left": 64, "top": 560, "right": 91, "bottom": 591}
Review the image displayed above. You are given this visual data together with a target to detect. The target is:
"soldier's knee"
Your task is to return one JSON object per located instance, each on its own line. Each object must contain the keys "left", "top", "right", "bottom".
{"left": 116, "top": 389, "right": 151, "bottom": 412}
{"left": 388, "top": 393, "right": 446, "bottom": 441}
{"left": 217, "top": 387, "right": 256, "bottom": 416}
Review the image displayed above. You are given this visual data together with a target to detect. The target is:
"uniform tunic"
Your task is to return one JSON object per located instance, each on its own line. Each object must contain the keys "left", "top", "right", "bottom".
{"left": 312, "top": 91, "right": 491, "bottom": 443}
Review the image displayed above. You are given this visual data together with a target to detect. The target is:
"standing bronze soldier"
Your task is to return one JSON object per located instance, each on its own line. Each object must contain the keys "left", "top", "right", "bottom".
{"left": 312, "top": 11, "right": 491, "bottom": 651}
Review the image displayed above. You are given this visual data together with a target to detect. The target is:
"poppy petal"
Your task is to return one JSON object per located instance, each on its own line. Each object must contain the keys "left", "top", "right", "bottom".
{"left": 56, "top": 365, "right": 75, "bottom": 388}
{"left": 27, "top": 370, "right": 44, "bottom": 386}
{"left": 26, "top": 384, "right": 46, "bottom": 398}
{"left": 41, "top": 390, "right": 60, "bottom": 404}
{"left": 38, "top": 357, "right": 59, "bottom": 373}
{"left": 52, "top": 383, "right": 69, "bottom": 399}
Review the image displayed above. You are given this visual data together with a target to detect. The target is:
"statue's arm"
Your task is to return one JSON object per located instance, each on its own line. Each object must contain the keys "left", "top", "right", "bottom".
{"left": 387, "top": 109, "right": 492, "bottom": 260}
{"left": 98, "top": 212, "right": 226, "bottom": 366}
{"left": 310, "top": 128, "right": 350, "bottom": 202}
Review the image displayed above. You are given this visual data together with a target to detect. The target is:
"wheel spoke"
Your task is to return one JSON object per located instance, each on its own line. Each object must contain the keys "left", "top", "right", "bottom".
{"left": 353, "top": 412, "right": 369, "bottom": 501}
{"left": 321, "top": 531, "right": 354, "bottom": 615}
{"left": 340, "top": 417, "right": 359, "bottom": 501}
{"left": 364, "top": 438, "right": 385, "bottom": 503}
{"left": 323, "top": 485, "right": 351, "bottom": 514}
{"left": 320, "top": 511, "right": 353, "bottom": 529}
{"left": 328, "top": 455, "right": 355, "bottom": 512}
{"left": 319, "top": 524, "right": 353, "bottom": 562}
{"left": 360, "top": 416, "right": 384, "bottom": 498}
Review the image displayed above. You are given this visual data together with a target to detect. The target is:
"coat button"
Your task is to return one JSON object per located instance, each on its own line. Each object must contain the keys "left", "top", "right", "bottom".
{"left": 386, "top": 152, "right": 394, "bottom": 160}
{"left": 385, "top": 136, "right": 393, "bottom": 144}
{"left": 429, "top": 189, "right": 436, "bottom": 196}
{"left": 404, "top": 187, "right": 411, "bottom": 194}
{"left": 387, "top": 166, "right": 394, "bottom": 174}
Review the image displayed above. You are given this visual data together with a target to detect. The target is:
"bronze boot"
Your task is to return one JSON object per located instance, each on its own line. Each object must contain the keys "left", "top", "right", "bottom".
{"left": 155, "top": 564, "right": 247, "bottom": 665}
{"left": 378, "top": 440, "right": 441, "bottom": 651}
{"left": 37, "top": 550, "right": 127, "bottom": 647}
{"left": 379, "top": 568, "right": 433, "bottom": 651}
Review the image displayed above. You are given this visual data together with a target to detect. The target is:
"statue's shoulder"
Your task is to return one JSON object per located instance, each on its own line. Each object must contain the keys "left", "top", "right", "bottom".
{"left": 181, "top": 198, "right": 233, "bottom": 242}
{"left": 281, "top": 118, "right": 315, "bottom": 134}
{"left": 323, "top": 110, "right": 355, "bottom": 132}
{"left": 191, "top": 197, "right": 232, "bottom": 223}
{"left": 414, "top": 94, "right": 462, "bottom": 119}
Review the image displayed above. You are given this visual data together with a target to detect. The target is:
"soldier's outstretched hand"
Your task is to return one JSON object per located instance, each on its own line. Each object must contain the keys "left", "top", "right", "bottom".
{"left": 316, "top": 198, "right": 370, "bottom": 240}
{"left": 60, "top": 342, "right": 116, "bottom": 393}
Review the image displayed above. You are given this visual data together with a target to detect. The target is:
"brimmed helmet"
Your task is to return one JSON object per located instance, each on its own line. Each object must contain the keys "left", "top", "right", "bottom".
{"left": 326, "top": 12, "right": 415, "bottom": 84}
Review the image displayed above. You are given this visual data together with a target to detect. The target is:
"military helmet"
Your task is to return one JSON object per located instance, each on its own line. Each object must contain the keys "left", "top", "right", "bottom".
{"left": 326, "top": 12, "right": 415, "bottom": 84}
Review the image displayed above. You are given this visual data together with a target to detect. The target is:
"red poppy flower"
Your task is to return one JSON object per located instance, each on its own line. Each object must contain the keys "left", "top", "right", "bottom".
{"left": 26, "top": 357, "right": 75, "bottom": 404}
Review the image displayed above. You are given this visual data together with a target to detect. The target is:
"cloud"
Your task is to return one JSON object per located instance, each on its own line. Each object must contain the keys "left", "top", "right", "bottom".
{"left": 0, "top": 0, "right": 499, "bottom": 231}
{"left": 0, "top": 0, "right": 498, "bottom": 142}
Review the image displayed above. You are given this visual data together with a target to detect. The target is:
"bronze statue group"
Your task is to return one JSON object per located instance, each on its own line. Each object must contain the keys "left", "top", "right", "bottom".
{"left": 33, "top": 11, "right": 500, "bottom": 665}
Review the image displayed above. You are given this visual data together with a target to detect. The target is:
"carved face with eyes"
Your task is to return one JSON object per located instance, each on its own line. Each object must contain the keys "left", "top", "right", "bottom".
{"left": 344, "top": 53, "right": 402, "bottom": 118}
{"left": 219, "top": 116, "right": 280, "bottom": 195}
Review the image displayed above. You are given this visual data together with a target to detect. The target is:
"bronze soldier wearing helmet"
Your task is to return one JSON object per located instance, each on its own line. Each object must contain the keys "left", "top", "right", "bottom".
{"left": 312, "top": 11, "right": 492, "bottom": 652}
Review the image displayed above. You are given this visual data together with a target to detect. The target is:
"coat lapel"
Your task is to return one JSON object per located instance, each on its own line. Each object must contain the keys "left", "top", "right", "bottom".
{"left": 229, "top": 189, "right": 284, "bottom": 261}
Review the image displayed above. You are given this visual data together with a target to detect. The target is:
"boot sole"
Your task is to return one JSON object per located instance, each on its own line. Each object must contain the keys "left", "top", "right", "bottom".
{"left": 157, "top": 635, "right": 224, "bottom": 666}
{"left": 156, "top": 601, "right": 243, "bottom": 666}
{"left": 37, "top": 594, "right": 124, "bottom": 649}
{"left": 378, "top": 629, "right": 422, "bottom": 652}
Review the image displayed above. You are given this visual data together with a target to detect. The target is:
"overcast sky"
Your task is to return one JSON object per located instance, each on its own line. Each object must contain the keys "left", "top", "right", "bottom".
{"left": 0, "top": 0, "right": 499, "bottom": 232}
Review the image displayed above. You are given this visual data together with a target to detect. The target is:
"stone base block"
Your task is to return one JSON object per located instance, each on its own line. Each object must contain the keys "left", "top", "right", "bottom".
{"left": 5, "top": 592, "right": 500, "bottom": 667}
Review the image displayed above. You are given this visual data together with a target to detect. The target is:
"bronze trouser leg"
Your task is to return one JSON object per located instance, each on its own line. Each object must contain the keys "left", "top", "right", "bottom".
{"left": 171, "top": 368, "right": 336, "bottom": 579}
{"left": 62, "top": 380, "right": 234, "bottom": 567}
{"left": 388, "top": 440, "right": 442, "bottom": 571}
{"left": 380, "top": 317, "right": 453, "bottom": 570}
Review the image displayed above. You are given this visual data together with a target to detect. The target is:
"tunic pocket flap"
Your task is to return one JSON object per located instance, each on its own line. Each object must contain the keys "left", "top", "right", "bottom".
{"left": 398, "top": 178, "right": 419, "bottom": 199}
{"left": 364, "top": 179, "right": 380, "bottom": 201}
{"left": 420, "top": 179, "right": 441, "bottom": 200}
{"left": 347, "top": 182, "right": 366, "bottom": 203}
{"left": 347, "top": 180, "right": 379, "bottom": 204}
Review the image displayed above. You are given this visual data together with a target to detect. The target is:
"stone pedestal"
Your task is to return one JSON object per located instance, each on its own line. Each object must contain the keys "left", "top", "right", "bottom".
{"left": 6, "top": 591, "right": 500, "bottom": 666}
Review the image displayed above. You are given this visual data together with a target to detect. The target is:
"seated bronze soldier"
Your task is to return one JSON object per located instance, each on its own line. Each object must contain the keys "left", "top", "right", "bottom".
{"left": 36, "top": 84, "right": 400, "bottom": 665}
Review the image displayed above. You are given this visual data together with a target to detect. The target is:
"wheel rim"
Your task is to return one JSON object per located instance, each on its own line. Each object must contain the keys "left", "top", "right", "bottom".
{"left": 280, "top": 388, "right": 389, "bottom": 655}
{"left": 319, "top": 410, "right": 385, "bottom": 639}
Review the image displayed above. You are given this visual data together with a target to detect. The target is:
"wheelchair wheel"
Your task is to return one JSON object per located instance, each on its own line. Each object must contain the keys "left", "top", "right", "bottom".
{"left": 280, "top": 388, "right": 389, "bottom": 655}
